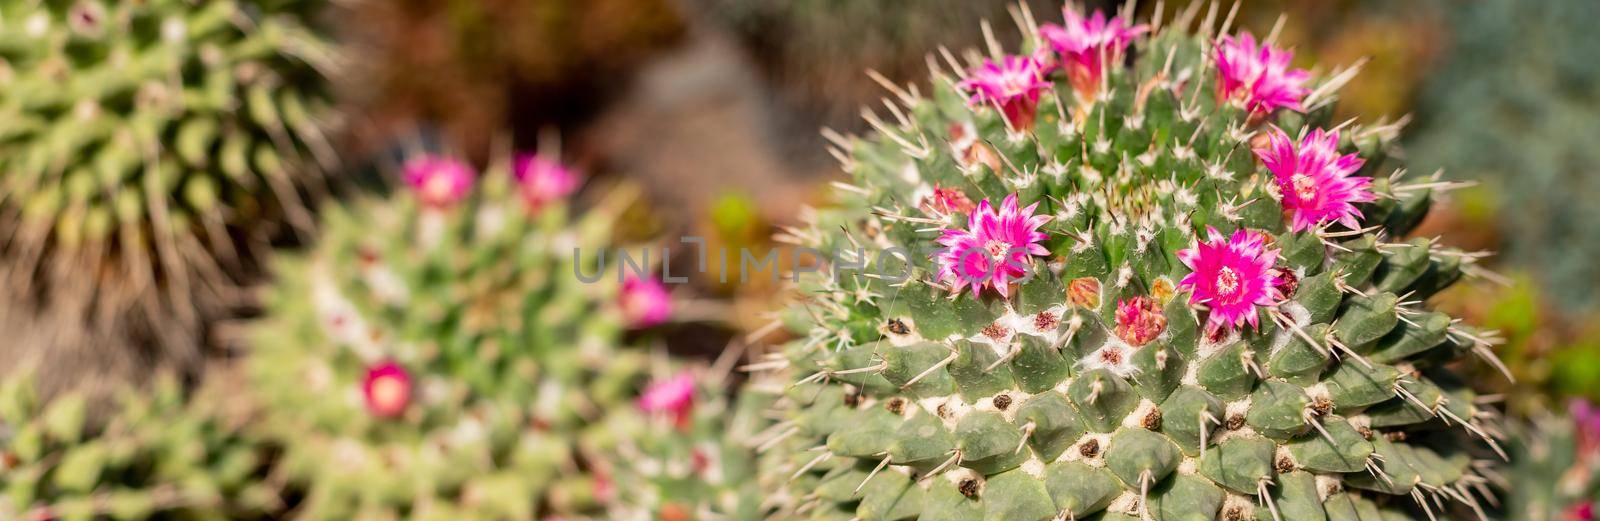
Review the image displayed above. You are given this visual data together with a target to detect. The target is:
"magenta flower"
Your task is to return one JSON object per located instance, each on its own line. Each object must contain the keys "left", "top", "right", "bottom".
{"left": 638, "top": 372, "right": 696, "bottom": 427}
{"left": 934, "top": 193, "right": 1052, "bottom": 299}
{"left": 958, "top": 55, "right": 1052, "bottom": 129}
{"left": 1213, "top": 32, "right": 1310, "bottom": 115}
{"left": 1040, "top": 7, "right": 1148, "bottom": 98}
{"left": 513, "top": 153, "right": 580, "bottom": 211}
{"left": 1565, "top": 502, "right": 1596, "bottom": 521}
{"left": 361, "top": 361, "right": 412, "bottom": 419}
{"left": 1177, "top": 227, "right": 1281, "bottom": 332}
{"left": 1572, "top": 399, "right": 1600, "bottom": 458}
{"left": 619, "top": 276, "right": 672, "bottom": 328}
{"left": 1254, "top": 127, "right": 1375, "bottom": 231}
{"left": 1114, "top": 296, "right": 1167, "bottom": 347}
{"left": 402, "top": 155, "right": 475, "bottom": 209}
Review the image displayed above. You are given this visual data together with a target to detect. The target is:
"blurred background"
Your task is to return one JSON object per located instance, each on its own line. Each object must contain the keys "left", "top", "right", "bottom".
{"left": 323, "top": 0, "right": 1599, "bottom": 414}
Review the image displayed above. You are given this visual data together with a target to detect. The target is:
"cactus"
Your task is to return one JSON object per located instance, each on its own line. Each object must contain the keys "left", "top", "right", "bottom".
{"left": 1504, "top": 402, "right": 1600, "bottom": 521}
{"left": 593, "top": 369, "right": 773, "bottom": 520}
{"left": 750, "top": 3, "right": 1508, "bottom": 520}
{"left": 0, "top": 0, "right": 337, "bottom": 365}
{"left": 0, "top": 372, "right": 282, "bottom": 520}
{"left": 248, "top": 148, "right": 748, "bottom": 519}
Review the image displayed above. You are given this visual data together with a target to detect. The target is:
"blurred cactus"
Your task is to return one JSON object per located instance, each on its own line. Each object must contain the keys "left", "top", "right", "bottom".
{"left": 1409, "top": 0, "right": 1600, "bottom": 311}
{"left": 1504, "top": 404, "right": 1600, "bottom": 520}
{"left": 0, "top": 0, "right": 337, "bottom": 381}
{"left": 249, "top": 148, "right": 753, "bottom": 518}
{"left": 0, "top": 372, "right": 281, "bottom": 520}
{"left": 749, "top": 3, "right": 1508, "bottom": 519}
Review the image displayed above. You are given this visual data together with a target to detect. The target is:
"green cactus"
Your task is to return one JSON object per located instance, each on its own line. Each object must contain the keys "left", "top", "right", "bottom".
{"left": 0, "top": 372, "right": 282, "bottom": 520}
{"left": 248, "top": 149, "right": 750, "bottom": 519}
{"left": 593, "top": 368, "right": 774, "bottom": 520}
{"left": 750, "top": 3, "right": 1508, "bottom": 520}
{"left": 1503, "top": 406, "right": 1599, "bottom": 521}
{"left": 0, "top": 0, "right": 337, "bottom": 362}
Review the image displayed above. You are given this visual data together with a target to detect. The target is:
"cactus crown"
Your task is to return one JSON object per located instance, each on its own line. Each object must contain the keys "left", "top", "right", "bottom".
{"left": 0, "top": 0, "right": 335, "bottom": 325}
{"left": 756, "top": 3, "right": 1507, "bottom": 520}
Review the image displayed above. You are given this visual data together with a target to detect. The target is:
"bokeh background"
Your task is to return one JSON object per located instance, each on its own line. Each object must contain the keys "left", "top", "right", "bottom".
{"left": 324, "top": 0, "right": 1599, "bottom": 415}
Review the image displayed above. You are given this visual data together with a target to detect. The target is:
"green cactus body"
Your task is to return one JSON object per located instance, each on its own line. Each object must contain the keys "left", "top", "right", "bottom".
{"left": 249, "top": 151, "right": 749, "bottom": 519}
{"left": 0, "top": 373, "right": 281, "bottom": 520}
{"left": 0, "top": 0, "right": 335, "bottom": 353}
{"left": 754, "top": 4, "right": 1505, "bottom": 520}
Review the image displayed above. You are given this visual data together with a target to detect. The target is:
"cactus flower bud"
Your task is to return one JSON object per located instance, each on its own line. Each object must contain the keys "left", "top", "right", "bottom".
{"left": 361, "top": 361, "right": 412, "bottom": 419}
{"left": 513, "top": 153, "right": 580, "bottom": 211}
{"left": 403, "top": 155, "right": 475, "bottom": 209}
{"left": 619, "top": 276, "right": 672, "bottom": 328}
{"left": 1114, "top": 296, "right": 1166, "bottom": 346}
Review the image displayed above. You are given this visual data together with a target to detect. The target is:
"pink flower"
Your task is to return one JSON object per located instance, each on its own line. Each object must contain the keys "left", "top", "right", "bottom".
{"left": 1572, "top": 399, "right": 1600, "bottom": 459}
{"left": 1177, "top": 227, "right": 1281, "bottom": 332}
{"left": 934, "top": 193, "right": 1052, "bottom": 299}
{"left": 1213, "top": 32, "right": 1310, "bottom": 115}
{"left": 619, "top": 276, "right": 672, "bottom": 328}
{"left": 402, "top": 155, "right": 475, "bottom": 208}
{"left": 637, "top": 372, "right": 696, "bottom": 427}
{"left": 361, "top": 361, "right": 412, "bottom": 419}
{"left": 513, "top": 153, "right": 580, "bottom": 211}
{"left": 1040, "top": 8, "right": 1148, "bottom": 98}
{"left": 1565, "top": 502, "right": 1596, "bottom": 521}
{"left": 919, "top": 185, "right": 977, "bottom": 217}
{"left": 1114, "top": 296, "right": 1167, "bottom": 346}
{"left": 1254, "top": 127, "right": 1375, "bottom": 231}
{"left": 958, "top": 55, "right": 1052, "bottom": 129}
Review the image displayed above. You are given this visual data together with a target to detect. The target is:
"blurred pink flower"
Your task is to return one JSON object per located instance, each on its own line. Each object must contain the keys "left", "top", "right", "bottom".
{"left": 959, "top": 55, "right": 1052, "bottom": 129}
{"left": 513, "top": 153, "right": 580, "bottom": 211}
{"left": 638, "top": 372, "right": 696, "bottom": 427}
{"left": 620, "top": 276, "right": 672, "bottom": 328}
{"left": 362, "top": 361, "right": 412, "bottom": 419}
{"left": 1214, "top": 32, "right": 1310, "bottom": 115}
{"left": 1115, "top": 296, "right": 1167, "bottom": 347}
{"left": 1177, "top": 227, "right": 1281, "bottom": 333}
{"left": 402, "top": 155, "right": 475, "bottom": 208}
{"left": 1040, "top": 7, "right": 1147, "bottom": 98}
{"left": 1255, "top": 127, "right": 1375, "bottom": 231}
{"left": 934, "top": 193, "right": 1052, "bottom": 299}
{"left": 1564, "top": 502, "right": 1595, "bottom": 521}
{"left": 919, "top": 185, "right": 977, "bottom": 217}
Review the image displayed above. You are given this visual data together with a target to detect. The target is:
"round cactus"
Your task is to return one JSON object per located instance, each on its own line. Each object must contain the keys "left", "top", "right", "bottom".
{"left": 751, "top": 3, "right": 1508, "bottom": 520}
{"left": 0, "top": 0, "right": 337, "bottom": 356}
{"left": 0, "top": 373, "right": 281, "bottom": 520}
{"left": 248, "top": 148, "right": 745, "bottom": 519}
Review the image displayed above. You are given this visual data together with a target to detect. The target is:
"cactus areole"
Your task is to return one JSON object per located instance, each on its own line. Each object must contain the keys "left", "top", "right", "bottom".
{"left": 756, "top": 3, "right": 1507, "bottom": 520}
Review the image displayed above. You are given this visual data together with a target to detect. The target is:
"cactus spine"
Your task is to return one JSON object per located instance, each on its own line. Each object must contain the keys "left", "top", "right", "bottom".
{"left": 751, "top": 3, "right": 1508, "bottom": 520}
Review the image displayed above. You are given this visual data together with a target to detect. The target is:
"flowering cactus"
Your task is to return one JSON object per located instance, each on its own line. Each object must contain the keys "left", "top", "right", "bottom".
{"left": 750, "top": 3, "right": 1508, "bottom": 519}
{"left": 248, "top": 147, "right": 747, "bottom": 519}
{"left": 0, "top": 373, "right": 281, "bottom": 520}
{"left": 0, "top": 0, "right": 336, "bottom": 365}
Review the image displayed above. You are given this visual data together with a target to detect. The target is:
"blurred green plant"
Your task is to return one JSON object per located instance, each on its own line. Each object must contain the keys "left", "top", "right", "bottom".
{"left": 1503, "top": 407, "right": 1600, "bottom": 520}
{"left": 0, "top": 0, "right": 338, "bottom": 382}
{"left": 249, "top": 148, "right": 758, "bottom": 519}
{"left": 0, "top": 372, "right": 282, "bottom": 520}
{"left": 1409, "top": 0, "right": 1600, "bottom": 311}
